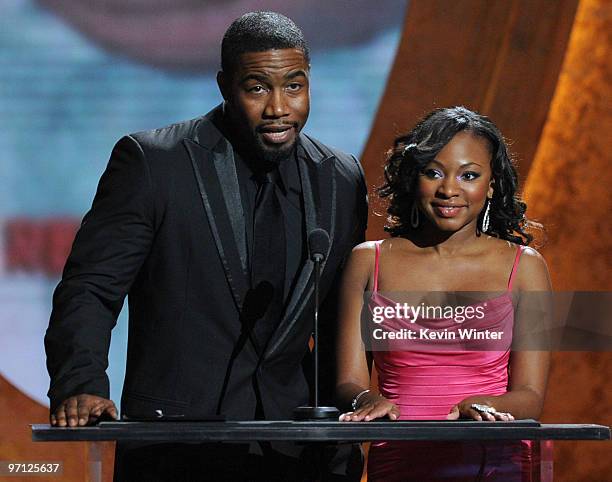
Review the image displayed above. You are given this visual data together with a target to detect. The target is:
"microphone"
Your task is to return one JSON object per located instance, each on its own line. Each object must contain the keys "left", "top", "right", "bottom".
{"left": 293, "top": 229, "right": 339, "bottom": 420}
{"left": 308, "top": 228, "right": 329, "bottom": 263}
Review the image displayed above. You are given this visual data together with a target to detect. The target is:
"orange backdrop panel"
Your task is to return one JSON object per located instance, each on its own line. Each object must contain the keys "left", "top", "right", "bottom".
{"left": 0, "top": 375, "right": 115, "bottom": 481}
{"left": 523, "top": 0, "right": 612, "bottom": 479}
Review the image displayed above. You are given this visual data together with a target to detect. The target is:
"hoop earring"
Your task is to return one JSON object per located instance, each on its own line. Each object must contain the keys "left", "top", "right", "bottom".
{"left": 410, "top": 203, "right": 420, "bottom": 228}
{"left": 481, "top": 199, "right": 491, "bottom": 232}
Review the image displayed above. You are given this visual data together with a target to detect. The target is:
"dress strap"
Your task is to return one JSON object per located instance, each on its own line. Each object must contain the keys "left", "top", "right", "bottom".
{"left": 507, "top": 245, "right": 526, "bottom": 291}
{"left": 373, "top": 241, "right": 383, "bottom": 293}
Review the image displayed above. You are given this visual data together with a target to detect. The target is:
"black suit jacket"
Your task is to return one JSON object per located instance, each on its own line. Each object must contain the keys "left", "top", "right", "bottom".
{"left": 45, "top": 105, "right": 368, "bottom": 421}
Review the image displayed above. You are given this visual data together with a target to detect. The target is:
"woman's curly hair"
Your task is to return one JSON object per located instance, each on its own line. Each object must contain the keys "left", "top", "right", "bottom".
{"left": 378, "top": 106, "right": 538, "bottom": 245}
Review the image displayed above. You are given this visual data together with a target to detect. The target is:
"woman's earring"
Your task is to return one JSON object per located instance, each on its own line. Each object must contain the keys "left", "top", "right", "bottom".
{"left": 481, "top": 199, "right": 491, "bottom": 232}
{"left": 410, "top": 203, "right": 420, "bottom": 228}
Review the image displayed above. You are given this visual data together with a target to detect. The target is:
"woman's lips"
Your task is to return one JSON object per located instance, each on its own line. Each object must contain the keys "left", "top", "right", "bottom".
{"left": 432, "top": 205, "right": 466, "bottom": 218}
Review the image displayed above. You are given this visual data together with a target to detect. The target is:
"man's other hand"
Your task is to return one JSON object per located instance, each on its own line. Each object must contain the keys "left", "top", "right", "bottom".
{"left": 50, "top": 394, "right": 118, "bottom": 427}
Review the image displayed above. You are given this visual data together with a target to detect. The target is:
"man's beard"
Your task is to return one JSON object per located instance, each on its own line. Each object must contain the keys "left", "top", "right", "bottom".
{"left": 222, "top": 108, "right": 299, "bottom": 166}
{"left": 252, "top": 133, "right": 297, "bottom": 165}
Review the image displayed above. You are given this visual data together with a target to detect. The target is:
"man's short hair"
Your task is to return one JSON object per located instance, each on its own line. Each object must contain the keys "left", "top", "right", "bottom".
{"left": 221, "top": 11, "right": 310, "bottom": 75}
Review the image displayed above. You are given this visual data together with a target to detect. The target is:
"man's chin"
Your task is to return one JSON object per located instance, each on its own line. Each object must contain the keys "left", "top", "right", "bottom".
{"left": 258, "top": 141, "right": 296, "bottom": 165}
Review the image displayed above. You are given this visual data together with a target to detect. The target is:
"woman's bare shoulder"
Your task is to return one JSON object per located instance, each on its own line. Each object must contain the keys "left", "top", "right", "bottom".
{"left": 490, "top": 238, "right": 547, "bottom": 266}
{"left": 379, "top": 236, "right": 416, "bottom": 253}
{"left": 517, "top": 246, "right": 550, "bottom": 288}
{"left": 346, "top": 241, "right": 379, "bottom": 269}
{"left": 485, "top": 238, "right": 550, "bottom": 289}
{"left": 483, "top": 236, "right": 530, "bottom": 259}
{"left": 351, "top": 240, "right": 380, "bottom": 253}
{"left": 342, "top": 241, "right": 381, "bottom": 288}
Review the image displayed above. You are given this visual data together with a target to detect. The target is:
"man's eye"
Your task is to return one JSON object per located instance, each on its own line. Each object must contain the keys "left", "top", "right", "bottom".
{"left": 249, "top": 85, "right": 266, "bottom": 93}
{"left": 286, "top": 83, "right": 302, "bottom": 91}
{"left": 461, "top": 171, "right": 481, "bottom": 181}
{"left": 422, "top": 168, "right": 442, "bottom": 179}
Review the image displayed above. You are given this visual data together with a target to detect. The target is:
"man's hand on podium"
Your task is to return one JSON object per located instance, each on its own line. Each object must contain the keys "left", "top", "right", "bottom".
{"left": 50, "top": 394, "right": 118, "bottom": 427}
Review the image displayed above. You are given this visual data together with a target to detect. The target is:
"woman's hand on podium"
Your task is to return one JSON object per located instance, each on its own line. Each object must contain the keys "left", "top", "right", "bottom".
{"left": 50, "top": 394, "right": 118, "bottom": 427}
{"left": 338, "top": 394, "right": 400, "bottom": 422}
{"left": 446, "top": 396, "right": 515, "bottom": 422}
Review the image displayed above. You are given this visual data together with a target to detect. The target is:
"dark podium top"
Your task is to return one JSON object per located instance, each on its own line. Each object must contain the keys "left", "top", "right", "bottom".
{"left": 31, "top": 420, "right": 611, "bottom": 443}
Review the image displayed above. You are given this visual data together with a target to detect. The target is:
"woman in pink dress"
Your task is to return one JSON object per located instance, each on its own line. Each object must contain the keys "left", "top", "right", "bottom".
{"left": 336, "top": 107, "right": 551, "bottom": 481}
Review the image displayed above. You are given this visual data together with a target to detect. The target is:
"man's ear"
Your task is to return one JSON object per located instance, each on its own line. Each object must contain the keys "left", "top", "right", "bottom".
{"left": 217, "top": 71, "right": 229, "bottom": 101}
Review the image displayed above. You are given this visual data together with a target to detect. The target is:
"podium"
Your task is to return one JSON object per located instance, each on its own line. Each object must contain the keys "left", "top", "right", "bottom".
{"left": 32, "top": 420, "right": 610, "bottom": 481}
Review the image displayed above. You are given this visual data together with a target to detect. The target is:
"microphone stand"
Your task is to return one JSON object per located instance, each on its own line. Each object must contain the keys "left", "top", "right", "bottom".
{"left": 293, "top": 251, "right": 340, "bottom": 420}
{"left": 313, "top": 252, "right": 321, "bottom": 407}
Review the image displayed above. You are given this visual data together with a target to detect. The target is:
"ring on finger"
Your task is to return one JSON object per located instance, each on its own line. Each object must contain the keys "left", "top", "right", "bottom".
{"left": 470, "top": 403, "right": 496, "bottom": 414}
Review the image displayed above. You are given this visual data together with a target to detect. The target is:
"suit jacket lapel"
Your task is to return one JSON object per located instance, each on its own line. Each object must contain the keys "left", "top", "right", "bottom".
{"left": 184, "top": 112, "right": 249, "bottom": 311}
{"left": 265, "top": 134, "right": 337, "bottom": 358}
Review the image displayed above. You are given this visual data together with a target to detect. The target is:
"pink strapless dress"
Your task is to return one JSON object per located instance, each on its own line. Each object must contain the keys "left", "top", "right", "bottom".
{"left": 366, "top": 242, "right": 537, "bottom": 481}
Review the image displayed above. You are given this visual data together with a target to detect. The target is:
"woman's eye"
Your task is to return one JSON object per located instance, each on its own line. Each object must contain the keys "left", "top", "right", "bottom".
{"left": 422, "top": 168, "right": 442, "bottom": 179}
{"left": 461, "top": 171, "right": 481, "bottom": 181}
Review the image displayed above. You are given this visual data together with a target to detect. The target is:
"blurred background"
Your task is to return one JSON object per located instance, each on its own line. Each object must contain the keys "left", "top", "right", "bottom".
{"left": 0, "top": 0, "right": 610, "bottom": 480}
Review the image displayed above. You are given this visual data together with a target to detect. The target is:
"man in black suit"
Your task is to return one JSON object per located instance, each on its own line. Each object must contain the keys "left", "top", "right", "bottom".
{"left": 45, "top": 11, "right": 367, "bottom": 482}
